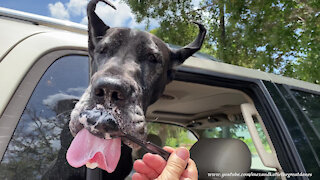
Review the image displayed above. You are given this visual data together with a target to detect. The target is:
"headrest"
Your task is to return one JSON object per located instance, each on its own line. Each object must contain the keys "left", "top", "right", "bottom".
{"left": 190, "top": 138, "right": 251, "bottom": 180}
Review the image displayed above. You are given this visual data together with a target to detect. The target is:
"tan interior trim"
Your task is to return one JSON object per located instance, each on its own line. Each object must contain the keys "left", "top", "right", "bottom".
{"left": 241, "top": 103, "right": 285, "bottom": 178}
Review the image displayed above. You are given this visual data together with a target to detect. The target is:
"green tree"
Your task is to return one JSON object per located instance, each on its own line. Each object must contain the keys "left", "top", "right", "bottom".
{"left": 124, "top": 0, "right": 320, "bottom": 83}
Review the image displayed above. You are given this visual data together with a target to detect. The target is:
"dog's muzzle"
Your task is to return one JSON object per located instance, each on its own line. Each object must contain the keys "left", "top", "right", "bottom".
{"left": 79, "top": 105, "right": 120, "bottom": 139}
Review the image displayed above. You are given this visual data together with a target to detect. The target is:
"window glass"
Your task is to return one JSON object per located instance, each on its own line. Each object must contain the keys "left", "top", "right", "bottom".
{"left": 0, "top": 55, "right": 89, "bottom": 180}
{"left": 291, "top": 90, "right": 320, "bottom": 133}
{"left": 265, "top": 82, "right": 319, "bottom": 177}
{"left": 200, "top": 123, "right": 276, "bottom": 171}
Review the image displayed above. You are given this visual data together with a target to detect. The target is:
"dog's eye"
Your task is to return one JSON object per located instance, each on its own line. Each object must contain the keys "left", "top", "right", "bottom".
{"left": 148, "top": 54, "right": 159, "bottom": 64}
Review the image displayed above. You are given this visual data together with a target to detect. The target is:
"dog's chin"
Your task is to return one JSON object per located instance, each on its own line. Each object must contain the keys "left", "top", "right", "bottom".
{"left": 69, "top": 103, "right": 147, "bottom": 150}
{"left": 122, "top": 109, "right": 147, "bottom": 150}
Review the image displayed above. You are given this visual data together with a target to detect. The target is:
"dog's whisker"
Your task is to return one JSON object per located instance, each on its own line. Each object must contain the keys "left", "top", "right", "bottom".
{"left": 149, "top": 117, "right": 159, "bottom": 122}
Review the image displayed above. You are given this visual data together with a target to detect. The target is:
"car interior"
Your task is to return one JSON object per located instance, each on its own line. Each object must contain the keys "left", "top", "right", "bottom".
{"left": 138, "top": 80, "right": 285, "bottom": 180}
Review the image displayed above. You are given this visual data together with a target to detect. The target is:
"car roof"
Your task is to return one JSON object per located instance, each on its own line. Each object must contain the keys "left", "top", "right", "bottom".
{"left": 182, "top": 57, "right": 320, "bottom": 92}
{"left": 0, "top": 7, "right": 319, "bottom": 93}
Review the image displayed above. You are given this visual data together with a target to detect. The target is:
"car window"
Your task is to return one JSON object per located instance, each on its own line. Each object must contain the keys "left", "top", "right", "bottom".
{"left": 0, "top": 55, "right": 89, "bottom": 180}
{"left": 199, "top": 123, "right": 276, "bottom": 172}
{"left": 291, "top": 90, "right": 320, "bottom": 133}
{"left": 265, "top": 82, "right": 320, "bottom": 178}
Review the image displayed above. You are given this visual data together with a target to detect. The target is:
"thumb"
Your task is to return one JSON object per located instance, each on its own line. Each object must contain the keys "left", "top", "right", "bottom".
{"left": 157, "top": 147, "right": 189, "bottom": 180}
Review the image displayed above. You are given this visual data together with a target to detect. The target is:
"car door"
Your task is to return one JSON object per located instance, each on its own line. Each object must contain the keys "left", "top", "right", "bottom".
{"left": 264, "top": 81, "right": 320, "bottom": 179}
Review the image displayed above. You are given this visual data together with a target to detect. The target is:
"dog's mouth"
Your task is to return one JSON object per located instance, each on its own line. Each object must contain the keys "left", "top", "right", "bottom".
{"left": 67, "top": 102, "right": 146, "bottom": 173}
{"left": 66, "top": 128, "right": 121, "bottom": 173}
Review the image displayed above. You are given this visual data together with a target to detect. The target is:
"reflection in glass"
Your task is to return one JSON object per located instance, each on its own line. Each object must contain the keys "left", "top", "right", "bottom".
{"left": 0, "top": 56, "right": 89, "bottom": 180}
{"left": 292, "top": 90, "right": 320, "bottom": 133}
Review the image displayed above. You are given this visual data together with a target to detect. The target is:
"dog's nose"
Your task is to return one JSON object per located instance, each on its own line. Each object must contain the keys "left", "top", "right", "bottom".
{"left": 92, "top": 78, "right": 131, "bottom": 103}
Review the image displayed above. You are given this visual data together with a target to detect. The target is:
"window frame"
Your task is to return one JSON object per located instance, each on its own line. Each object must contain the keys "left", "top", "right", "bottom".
{"left": 0, "top": 50, "right": 88, "bottom": 161}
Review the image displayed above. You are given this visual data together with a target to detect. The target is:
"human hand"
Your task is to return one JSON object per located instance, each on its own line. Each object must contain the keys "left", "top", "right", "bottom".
{"left": 132, "top": 146, "right": 198, "bottom": 180}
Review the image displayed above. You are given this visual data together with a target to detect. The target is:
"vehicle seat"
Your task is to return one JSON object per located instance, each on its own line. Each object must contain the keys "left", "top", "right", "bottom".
{"left": 190, "top": 138, "right": 251, "bottom": 180}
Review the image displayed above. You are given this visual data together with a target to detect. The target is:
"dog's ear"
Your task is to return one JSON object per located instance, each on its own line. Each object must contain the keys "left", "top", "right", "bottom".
{"left": 167, "top": 22, "right": 206, "bottom": 83}
{"left": 171, "top": 22, "right": 206, "bottom": 66}
{"left": 87, "top": 0, "right": 116, "bottom": 48}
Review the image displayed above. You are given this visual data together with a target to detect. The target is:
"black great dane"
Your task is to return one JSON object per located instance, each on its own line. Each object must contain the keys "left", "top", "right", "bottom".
{"left": 64, "top": 0, "right": 206, "bottom": 179}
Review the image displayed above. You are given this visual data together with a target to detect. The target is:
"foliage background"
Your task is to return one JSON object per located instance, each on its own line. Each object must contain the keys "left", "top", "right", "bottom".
{"left": 124, "top": 0, "right": 320, "bottom": 84}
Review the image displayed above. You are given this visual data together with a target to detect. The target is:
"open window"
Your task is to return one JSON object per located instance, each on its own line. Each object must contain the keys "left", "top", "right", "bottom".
{"left": 145, "top": 80, "right": 284, "bottom": 179}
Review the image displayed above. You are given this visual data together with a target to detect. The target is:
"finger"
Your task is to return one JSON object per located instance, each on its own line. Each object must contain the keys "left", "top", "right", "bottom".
{"left": 157, "top": 147, "right": 189, "bottom": 180}
{"left": 181, "top": 159, "right": 198, "bottom": 179}
{"left": 133, "top": 159, "right": 159, "bottom": 179}
{"left": 179, "top": 177, "right": 191, "bottom": 180}
{"left": 143, "top": 153, "right": 167, "bottom": 174}
{"left": 179, "top": 177, "right": 193, "bottom": 180}
{"left": 181, "top": 170, "right": 190, "bottom": 178}
{"left": 163, "top": 146, "right": 175, "bottom": 153}
{"left": 132, "top": 172, "right": 149, "bottom": 180}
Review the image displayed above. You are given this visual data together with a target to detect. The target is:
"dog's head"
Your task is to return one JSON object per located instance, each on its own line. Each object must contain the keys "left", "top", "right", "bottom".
{"left": 69, "top": 0, "right": 206, "bottom": 148}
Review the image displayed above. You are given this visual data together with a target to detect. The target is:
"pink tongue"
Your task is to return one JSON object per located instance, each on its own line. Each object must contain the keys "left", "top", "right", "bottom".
{"left": 66, "top": 129, "right": 121, "bottom": 173}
